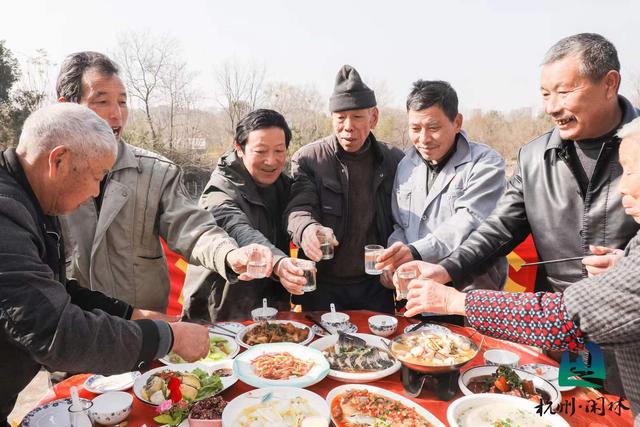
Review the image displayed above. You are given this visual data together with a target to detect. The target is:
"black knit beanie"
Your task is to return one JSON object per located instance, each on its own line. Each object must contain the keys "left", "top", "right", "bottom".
{"left": 329, "top": 65, "right": 377, "bottom": 112}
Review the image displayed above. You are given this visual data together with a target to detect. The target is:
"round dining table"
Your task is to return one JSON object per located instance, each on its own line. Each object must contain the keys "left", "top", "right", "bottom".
{"left": 36, "top": 310, "right": 634, "bottom": 427}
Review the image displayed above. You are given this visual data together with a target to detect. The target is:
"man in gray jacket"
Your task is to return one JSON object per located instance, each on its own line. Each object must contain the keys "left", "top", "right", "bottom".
{"left": 0, "top": 104, "right": 209, "bottom": 426}
{"left": 377, "top": 80, "right": 507, "bottom": 292}
{"left": 57, "top": 52, "right": 272, "bottom": 312}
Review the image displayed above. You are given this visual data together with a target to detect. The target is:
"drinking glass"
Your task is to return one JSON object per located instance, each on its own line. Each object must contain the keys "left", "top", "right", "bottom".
{"left": 295, "top": 259, "right": 317, "bottom": 292}
{"left": 364, "top": 244, "right": 384, "bottom": 275}
{"left": 396, "top": 268, "right": 417, "bottom": 299}
{"left": 317, "top": 228, "right": 334, "bottom": 260}
{"left": 247, "top": 247, "right": 268, "bottom": 278}
{"left": 68, "top": 400, "right": 94, "bottom": 427}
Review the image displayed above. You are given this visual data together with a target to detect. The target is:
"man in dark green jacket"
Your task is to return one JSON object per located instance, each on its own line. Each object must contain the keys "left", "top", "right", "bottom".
{"left": 183, "top": 109, "right": 306, "bottom": 321}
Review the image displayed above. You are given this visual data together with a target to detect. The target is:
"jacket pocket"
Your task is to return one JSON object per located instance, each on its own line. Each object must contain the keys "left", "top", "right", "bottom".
{"left": 396, "top": 189, "right": 412, "bottom": 228}
{"left": 319, "top": 179, "right": 344, "bottom": 235}
{"left": 132, "top": 256, "right": 170, "bottom": 311}
{"left": 445, "top": 188, "right": 464, "bottom": 216}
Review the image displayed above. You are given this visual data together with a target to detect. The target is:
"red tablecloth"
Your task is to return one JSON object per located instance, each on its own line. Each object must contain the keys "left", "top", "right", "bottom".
{"left": 38, "top": 311, "right": 633, "bottom": 427}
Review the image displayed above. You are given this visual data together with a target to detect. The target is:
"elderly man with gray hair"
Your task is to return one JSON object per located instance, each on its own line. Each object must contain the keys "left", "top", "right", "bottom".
{"left": 0, "top": 103, "right": 210, "bottom": 426}
{"left": 397, "top": 33, "right": 640, "bottom": 395}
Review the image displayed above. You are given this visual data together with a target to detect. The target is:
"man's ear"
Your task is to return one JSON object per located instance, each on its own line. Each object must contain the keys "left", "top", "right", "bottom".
{"left": 369, "top": 107, "right": 379, "bottom": 129}
{"left": 604, "top": 70, "right": 621, "bottom": 99}
{"left": 48, "top": 145, "right": 68, "bottom": 178}
{"left": 234, "top": 142, "right": 244, "bottom": 157}
{"left": 454, "top": 113, "right": 463, "bottom": 132}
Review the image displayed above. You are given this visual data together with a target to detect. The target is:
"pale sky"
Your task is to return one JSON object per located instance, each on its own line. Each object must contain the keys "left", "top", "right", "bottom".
{"left": 2, "top": 0, "right": 639, "bottom": 112}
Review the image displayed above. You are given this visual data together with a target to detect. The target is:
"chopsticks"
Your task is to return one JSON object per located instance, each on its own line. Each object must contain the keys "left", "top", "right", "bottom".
{"left": 304, "top": 314, "right": 335, "bottom": 335}
{"left": 520, "top": 256, "right": 584, "bottom": 267}
{"left": 209, "top": 324, "right": 237, "bottom": 336}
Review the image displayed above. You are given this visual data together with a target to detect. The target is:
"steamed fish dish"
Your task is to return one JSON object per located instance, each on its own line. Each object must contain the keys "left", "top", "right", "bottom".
{"left": 331, "top": 389, "right": 434, "bottom": 427}
{"left": 323, "top": 332, "right": 394, "bottom": 372}
{"left": 235, "top": 396, "right": 319, "bottom": 427}
{"left": 391, "top": 331, "right": 477, "bottom": 366}
{"left": 243, "top": 321, "right": 310, "bottom": 346}
{"left": 167, "top": 335, "right": 233, "bottom": 363}
{"left": 456, "top": 403, "right": 552, "bottom": 427}
{"left": 141, "top": 368, "right": 222, "bottom": 405}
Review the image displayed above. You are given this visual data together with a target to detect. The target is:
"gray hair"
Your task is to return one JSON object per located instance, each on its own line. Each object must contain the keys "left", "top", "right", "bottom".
{"left": 542, "top": 33, "right": 620, "bottom": 82}
{"left": 56, "top": 51, "right": 120, "bottom": 103}
{"left": 17, "top": 103, "right": 117, "bottom": 166}
{"left": 617, "top": 117, "right": 640, "bottom": 141}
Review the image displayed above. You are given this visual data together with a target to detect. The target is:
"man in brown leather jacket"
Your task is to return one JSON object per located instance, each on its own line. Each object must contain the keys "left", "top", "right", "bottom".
{"left": 286, "top": 65, "right": 404, "bottom": 313}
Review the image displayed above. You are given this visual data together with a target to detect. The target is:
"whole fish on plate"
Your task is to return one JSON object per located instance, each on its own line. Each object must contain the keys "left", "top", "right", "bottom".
{"left": 322, "top": 332, "right": 394, "bottom": 372}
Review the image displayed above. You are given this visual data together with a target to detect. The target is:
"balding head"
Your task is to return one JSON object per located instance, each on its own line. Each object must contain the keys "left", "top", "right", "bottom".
{"left": 17, "top": 103, "right": 117, "bottom": 215}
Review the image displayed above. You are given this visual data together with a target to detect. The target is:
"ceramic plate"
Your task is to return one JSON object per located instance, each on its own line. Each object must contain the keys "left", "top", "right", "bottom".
{"left": 235, "top": 320, "right": 314, "bottom": 348}
{"left": 83, "top": 371, "right": 140, "bottom": 394}
{"left": 209, "top": 322, "right": 245, "bottom": 336}
{"left": 459, "top": 365, "right": 561, "bottom": 408}
{"left": 22, "top": 398, "right": 91, "bottom": 427}
{"left": 133, "top": 361, "right": 237, "bottom": 406}
{"left": 221, "top": 386, "right": 330, "bottom": 426}
{"left": 326, "top": 384, "right": 445, "bottom": 427}
{"left": 159, "top": 332, "right": 239, "bottom": 366}
{"left": 233, "top": 342, "right": 329, "bottom": 388}
{"left": 311, "top": 322, "right": 358, "bottom": 337}
{"left": 448, "top": 393, "right": 570, "bottom": 427}
{"left": 309, "top": 333, "right": 400, "bottom": 383}
{"left": 403, "top": 322, "right": 451, "bottom": 334}
{"left": 520, "top": 363, "right": 576, "bottom": 392}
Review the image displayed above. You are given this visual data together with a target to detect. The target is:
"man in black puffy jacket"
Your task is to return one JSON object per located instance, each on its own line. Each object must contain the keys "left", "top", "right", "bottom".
{"left": 0, "top": 103, "right": 209, "bottom": 425}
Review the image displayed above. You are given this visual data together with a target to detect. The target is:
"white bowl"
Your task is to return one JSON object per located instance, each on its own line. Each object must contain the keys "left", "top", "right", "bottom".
{"left": 447, "top": 393, "right": 569, "bottom": 427}
{"left": 483, "top": 349, "right": 520, "bottom": 368}
{"left": 89, "top": 391, "right": 133, "bottom": 425}
{"left": 251, "top": 306, "right": 278, "bottom": 322}
{"left": 368, "top": 315, "right": 398, "bottom": 337}
{"left": 321, "top": 312, "right": 350, "bottom": 331}
{"left": 459, "top": 365, "right": 561, "bottom": 409}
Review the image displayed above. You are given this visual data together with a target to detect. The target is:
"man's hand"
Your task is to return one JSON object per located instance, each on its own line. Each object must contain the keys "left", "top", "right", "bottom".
{"left": 582, "top": 245, "right": 624, "bottom": 277}
{"left": 392, "top": 260, "right": 452, "bottom": 285}
{"left": 404, "top": 279, "right": 467, "bottom": 317}
{"left": 168, "top": 322, "right": 210, "bottom": 362}
{"left": 131, "top": 309, "right": 179, "bottom": 322}
{"left": 226, "top": 244, "right": 273, "bottom": 280}
{"left": 375, "top": 242, "right": 415, "bottom": 272}
{"left": 380, "top": 270, "right": 395, "bottom": 289}
{"left": 301, "top": 224, "right": 338, "bottom": 262}
{"left": 273, "top": 258, "right": 306, "bottom": 295}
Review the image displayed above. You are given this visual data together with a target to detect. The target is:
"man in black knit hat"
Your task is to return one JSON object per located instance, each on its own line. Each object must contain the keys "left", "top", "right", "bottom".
{"left": 285, "top": 65, "right": 404, "bottom": 313}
